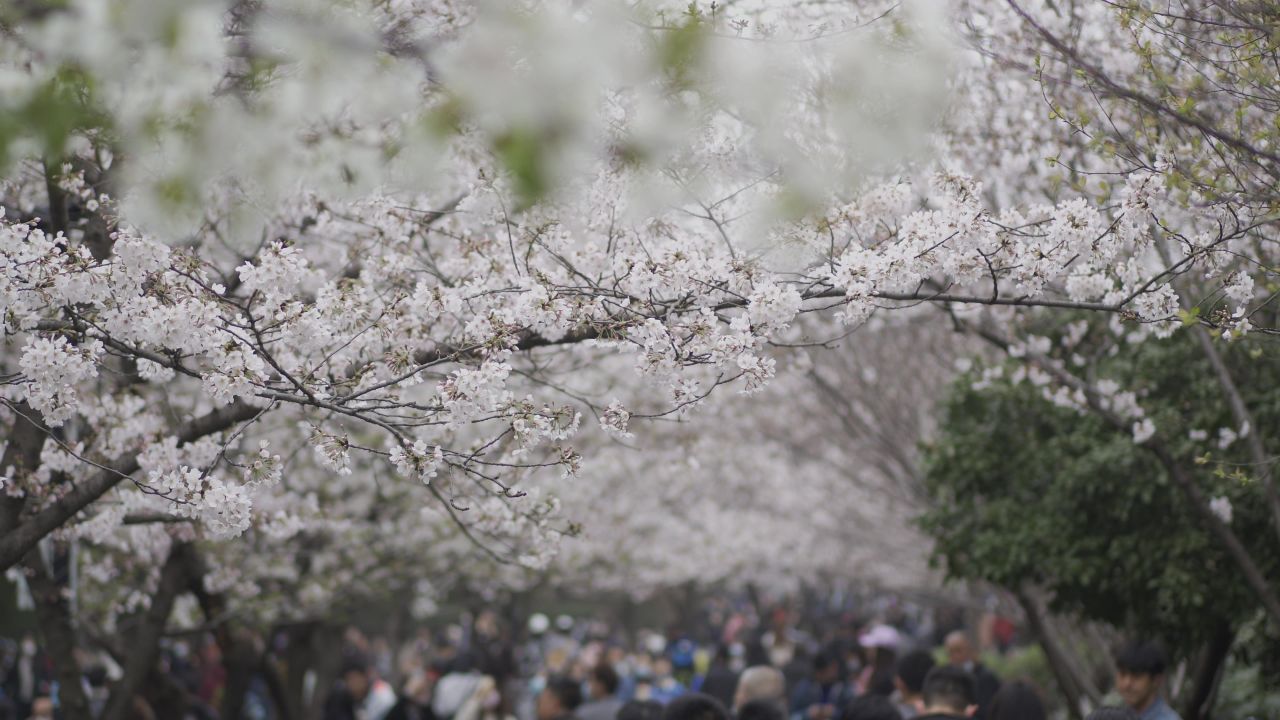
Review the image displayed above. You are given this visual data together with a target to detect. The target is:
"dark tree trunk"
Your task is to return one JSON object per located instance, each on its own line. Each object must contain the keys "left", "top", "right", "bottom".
{"left": 1181, "top": 621, "right": 1233, "bottom": 720}
{"left": 142, "top": 666, "right": 199, "bottom": 720}
{"left": 23, "top": 546, "right": 93, "bottom": 720}
{"left": 101, "top": 542, "right": 191, "bottom": 720}
{"left": 1016, "top": 589, "right": 1100, "bottom": 720}
{"left": 306, "top": 623, "right": 347, "bottom": 720}
{"left": 282, "top": 623, "right": 316, "bottom": 720}
{"left": 180, "top": 543, "right": 252, "bottom": 720}
{"left": 262, "top": 649, "right": 296, "bottom": 720}
{"left": 0, "top": 402, "right": 47, "bottom": 540}
{"left": 220, "top": 625, "right": 261, "bottom": 720}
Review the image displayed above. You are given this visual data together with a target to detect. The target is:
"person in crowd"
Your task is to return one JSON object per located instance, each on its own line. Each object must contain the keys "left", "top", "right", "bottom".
{"left": 942, "top": 633, "right": 998, "bottom": 720}
{"left": 578, "top": 664, "right": 624, "bottom": 720}
{"left": 986, "top": 681, "right": 1045, "bottom": 720}
{"left": 697, "top": 646, "right": 739, "bottom": 711}
{"left": 454, "top": 675, "right": 507, "bottom": 720}
{"left": 435, "top": 654, "right": 487, "bottom": 720}
{"left": 24, "top": 697, "right": 52, "bottom": 720}
{"left": 386, "top": 668, "right": 436, "bottom": 720}
{"left": 762, "top": 611, "right": 798, "bottom": 671}
{"left": 325, "top": 650, "right": 394, "bottom": 717}
{"left": 840, "top": 695, "right": 904, "bottom": 720}
{"left": 734, "top": 667, "right": 785, "bottom": 714}
{"left": 860, "top": 648, "right": 897, "bottom": 698}
{"left": 916, "top": 667, "right": 977, "bottom": 720}
{"left": 892, "top": 650, "right": 936, "bottom": 719}
{"left": 195, "top": 639, "right": 226, "bottom": 710}
{"left": 649, "top": 657, "right": 687, "bottom": 704}
{"left": 1086, "top": 709, "right": 1139, "bottom": 720}
{"left": 670, "top": 640, "right": 698, "bottom": 689}
{"left": 664, "top": 693, "right": 730, "bottom": 720}
{"left": 856, "top": 626, "right": 901, "bottom": 697}
{"left": 4, "top": 635, "right": 48, "bottom": 720}
{"left": 474, "top": 611, "right": 518, "bottom": 692}
{"left": 537, "top": 675, "right": 584, "bottom": 720}
{"left": 367, "top": 667, "right": 400, "bottom": 720}
{"left": 619, "top": 699, "right": 664, "bottom": 720}
{"left": 789, "top": 651, "right": 854, "bottom": 720}
{"left": 738, "top": 699, "right": 787, "bottom": 720}
{"left": 1113, "top": 641, "right": 1180, "bottom": 720}
{"left": 325, "top": 654, "right": 378, "bottom": 720}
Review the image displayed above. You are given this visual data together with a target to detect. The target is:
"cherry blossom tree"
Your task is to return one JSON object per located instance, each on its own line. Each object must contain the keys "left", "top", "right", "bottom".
{"left": 4, "top": 0, "right": 1280, "bottom": 713}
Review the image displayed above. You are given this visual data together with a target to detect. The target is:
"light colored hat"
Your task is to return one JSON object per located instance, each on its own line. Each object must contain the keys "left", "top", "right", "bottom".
{"left": 859, "top": 624, "right": 902, "bottom": 649}
{"left": 528, "top": 613, "right": 550, "bottom": 634}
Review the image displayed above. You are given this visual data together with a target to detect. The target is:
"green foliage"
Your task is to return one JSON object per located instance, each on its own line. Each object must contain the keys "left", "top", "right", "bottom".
{"left": 494, "top": 128, "right": 551, "bottom": 210}
{"left": 980, "top": 646, "right": 1059, "bottom": 708}
{"left": 0, "top": 65, "right": 105, "bottom": 169}
{"left": 659, "top": 15, "right": 707, "bottom": 91}
{"left": 919, "top": 321, "right": 1280, "bottom": 660}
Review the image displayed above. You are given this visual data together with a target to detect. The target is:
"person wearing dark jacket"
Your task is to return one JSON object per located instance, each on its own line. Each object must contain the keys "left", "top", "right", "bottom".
{"left": 892, "top": 650, "right": 936, "bottom": 719}
{"left": 840, "top": 695, "right": 903, "bottom": 720}
{"left": 789, "top": 652, "right": 854, "bottom": 720}
{"left": 942, "top": 634, "right": 998, "bottom": 720}
{"left": 986, "top": 681, "right": 1045, "bottom": 720}
{"left": 324, "top": 655, "right": 375, "bottom": 720}
{"left": 665, "top": 694, "right": 731, "bottom": 720}
{"left": 915, "top": 667, "right": 976, "bottom": 720}
{"left": 578, "top": 664, "right": 624, "bottom": 720}
{"left": 698, "top": 647, "right": 740, "bottom": 712}
{"left": 386, "top": 670, "right": 436, "bottom": 720}
{"left": 537, "top": 676, "right": 583, "bottom": 720}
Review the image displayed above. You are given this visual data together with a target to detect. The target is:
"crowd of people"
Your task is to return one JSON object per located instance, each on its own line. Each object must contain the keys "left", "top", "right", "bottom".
{"left": 0, "top": 597, "right": 1187, "bottom": 720}
{"left": 320, "top": 604, "right": 1184, "bottom": 720}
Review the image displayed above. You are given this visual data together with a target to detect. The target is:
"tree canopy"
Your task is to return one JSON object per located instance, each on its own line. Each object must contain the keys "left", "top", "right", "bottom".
{"left": 922, "top": 319, "right": 1280, "bottom": 658}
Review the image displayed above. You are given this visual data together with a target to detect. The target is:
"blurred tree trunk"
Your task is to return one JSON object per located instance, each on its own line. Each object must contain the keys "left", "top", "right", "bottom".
{"left": 301, "top": 622, "right": 346, "bottom": 720}
{"left": 1180, "top": 621, "right": 1233, "bottom": 720}
{"left": 100, "top": 542, "right": 190, "bottom": 720}
{"left": 1016, "top": 589, "right": 1101, "bottom": 720}
{"left": 282, "top": 622, "right": 316, "bottom": 720}
{"left": 23, "top": 544, "right": 93, "bottom": 720}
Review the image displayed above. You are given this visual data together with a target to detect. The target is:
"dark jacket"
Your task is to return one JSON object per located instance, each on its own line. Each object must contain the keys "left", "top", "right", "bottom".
{"left": 386, "top": 696, "right": 437, "bottom": 720}
{"left": 323, "top": 688, "right": 360, "bottom": 720}
{"left": 789, "top": 680, "right": 855, "bottom": 720}
{"left": 970, "top": 663, "right": 1000, "bottom": 720}
{"left": 699, "top": 667, "right": 740, "bottom": 711}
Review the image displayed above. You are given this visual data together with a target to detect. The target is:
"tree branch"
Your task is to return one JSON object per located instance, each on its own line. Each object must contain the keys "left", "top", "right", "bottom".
{"left": 1185, "top": 322, "right": 1280, "bottom": 543}
{"left": 0, "top": 401, "right": 261, "bottom": 571}
{"left": 0, "top": 401, "right": 48, "bottom": 548}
